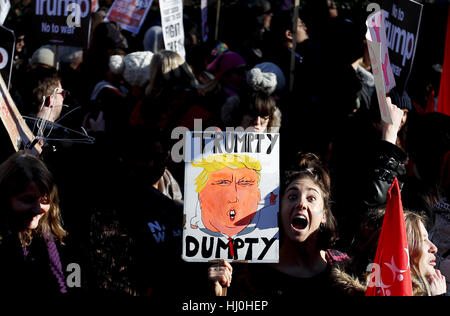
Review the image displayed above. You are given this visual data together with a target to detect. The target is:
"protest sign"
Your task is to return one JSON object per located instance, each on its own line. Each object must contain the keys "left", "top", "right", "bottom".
{"left": 0, "top": 0, "right": 10, "bottom": 25}
{"left": 159, "top": 0, "right": 185, "bottom": 58}
{"left": 366, "top": 6, "right": 396, "bottom": 93}
{"left": 106, "top": 0, "right": 154, "bottom": 35}
{"left": 366, "top": 4, "right": 393, "bottom": 124}
{"left": 0, "top": 73, "right": 41, "bottom": 155}
{"left": 367, "top": 39, "right": 392, "bottom": 124}
{"left": 0, "top": 25, "right": 14, "bottom": 90}
{"left": 182, "top": 131, "right": 280, "bottom": 263}
{"left": 32, "top": 0, "right": 91, "bottom": 48}
{"left": 201, "top": 0, "right": 208, "bottom": 42}
{"left": 382, "top": 0, "right": 423, "bottom": 91}
{"left": 91, "top": 0, "right": 99, "bottom": 13}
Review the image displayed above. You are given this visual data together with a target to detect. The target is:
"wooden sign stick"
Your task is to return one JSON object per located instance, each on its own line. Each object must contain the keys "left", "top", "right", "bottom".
{"left": 0, "top": 72, "right": 42, "bottom": 155}
{"left": 289, "top": 0, "right": 301, "bottom": 93}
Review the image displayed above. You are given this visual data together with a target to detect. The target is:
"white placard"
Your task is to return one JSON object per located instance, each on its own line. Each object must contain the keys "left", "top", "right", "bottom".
{"left": 366, "top": 10, "right": 396, "bottom": 93}
{"left": 182, "top": 131, "right": 280, "bottom": 263}
{"left": 367, "top": 39, "right": 392, "bottom": 124}
{"left": 159, "top": 0, "right": 185, "bottom": 58}
{"left": 0, "top": 0, "right": 10, "bottom": 25}
{"left": 366, "top": 8, "right": 393, "bottom": 124}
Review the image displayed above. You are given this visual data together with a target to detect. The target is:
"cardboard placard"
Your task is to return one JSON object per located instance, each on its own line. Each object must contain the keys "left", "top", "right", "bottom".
{"left": 91, "top": 0, "right": 99, "bottom": 13}
{"left": 0, "top": 72, "right": 41, "bottom": 155}
{"left": 0, "top": 25, "right": 14, "bottom": 90}
{"left": 366, "top": 7, "right": 393, "bottom": 124}
{"left": 381, "top": 0, "right": 423, "bottom": 91}
{"left": 367, "top": 39, "right": 392, "bottom": 124}
{"left": 366, "top": 9, "right": 396, "bottom": 93}
{"left": 0, "top": 0, "right": 10, "bottom": 25}
{"left": 159, "top": 0, "right": 185, "bottom": 58}
{"left": 106, "top": 0, "right": 154, "bottom": 35}
{"left": 182, "top": 131, "right": 280, "bottom": 263}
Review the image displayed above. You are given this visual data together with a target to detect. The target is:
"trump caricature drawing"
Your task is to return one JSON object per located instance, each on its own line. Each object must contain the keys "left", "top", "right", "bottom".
{"left": 190, "top": 154, "right": 262, "bottom": 238}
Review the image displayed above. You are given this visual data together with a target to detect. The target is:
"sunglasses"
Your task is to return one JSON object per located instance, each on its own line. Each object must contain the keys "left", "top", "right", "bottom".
{"left": 56, "top": 89, "right": 70, "bottom": 99}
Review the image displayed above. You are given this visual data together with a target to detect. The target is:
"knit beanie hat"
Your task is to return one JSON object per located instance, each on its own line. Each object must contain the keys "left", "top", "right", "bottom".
{"left": 109, "top": 51, "right": 154, "bottom": 88}
{"left": 58, "top": 45, "right": 83, "bottom": 64}
{"left": 206, "top": 51, "right": 246, "bottom": 79}
{"left": 30, "top": 46, "right": 55, "bottom": 67}
{"left": 247, "top": 67, "right": 277, "bottom": 95}
{"left": 254, "top": 62, "right": 286, "bottom": 93}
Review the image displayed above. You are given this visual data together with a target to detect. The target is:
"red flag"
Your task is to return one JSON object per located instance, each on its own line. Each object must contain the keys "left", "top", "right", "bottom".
{"left": 437, "top": 6, "right": 450, "bottom": 116}
{"left": 365, "top": 178, "right": 413, "bottom": 296}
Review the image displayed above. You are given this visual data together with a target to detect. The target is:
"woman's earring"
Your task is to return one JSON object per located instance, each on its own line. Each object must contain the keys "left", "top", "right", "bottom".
{"left": 319, "top": 222, "right": 326, "bottom": 231}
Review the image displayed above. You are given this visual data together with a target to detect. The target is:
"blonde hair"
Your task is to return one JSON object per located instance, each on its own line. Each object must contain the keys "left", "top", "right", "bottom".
{"left": 145, "top": 50, "right": 199, "bottom": 96}
{"left": 192, "top": 154, "right": 261, "bottom": 193}
{"left": 404, "top": 210, "right": 433, "bottom": 296}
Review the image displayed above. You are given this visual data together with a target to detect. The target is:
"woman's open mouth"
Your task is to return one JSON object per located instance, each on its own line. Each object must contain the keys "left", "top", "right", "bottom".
{"left": 291, "top": 214, "right": 308, "bottom": 231}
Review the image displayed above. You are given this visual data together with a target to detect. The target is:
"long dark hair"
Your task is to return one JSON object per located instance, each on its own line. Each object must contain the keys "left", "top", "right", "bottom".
{"left": 0, "top": 152, "right": 66, "bottom": 245}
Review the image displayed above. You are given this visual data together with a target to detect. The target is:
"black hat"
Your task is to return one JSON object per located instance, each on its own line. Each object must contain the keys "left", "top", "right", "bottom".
{"left": 388, "top": 87, "right": 412, "bottom": 111}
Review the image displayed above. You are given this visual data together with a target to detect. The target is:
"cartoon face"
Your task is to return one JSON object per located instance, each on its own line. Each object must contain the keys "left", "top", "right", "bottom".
{"left": 198, "top": 167, "right": 261, "bottom": 237}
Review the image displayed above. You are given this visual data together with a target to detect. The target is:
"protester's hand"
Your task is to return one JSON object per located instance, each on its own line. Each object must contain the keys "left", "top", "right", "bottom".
{"left": 83, "top": 111, "right": 105, "bottom": 133}
{"left": 381, "top": 96, "right": 404, "bottom": 145}
{"left": 208, "top": 259, "right": 233, "bottom": 296}
{"left": 428, "top": 269, "right": 447, "bottom": 296}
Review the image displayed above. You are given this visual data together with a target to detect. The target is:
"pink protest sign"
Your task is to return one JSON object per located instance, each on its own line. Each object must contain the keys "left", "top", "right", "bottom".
{"left": 366, "top": 6, "right": 393, "bottom": 124}
{"left": 366, "top": 38, "right": 392, "bottom": 124}
{"left": 366, "top": 9, "right": 396, "bottom": 93}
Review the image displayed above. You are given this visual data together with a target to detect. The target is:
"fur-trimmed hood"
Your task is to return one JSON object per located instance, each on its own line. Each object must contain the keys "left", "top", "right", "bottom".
{"left": 329, "top": 266, "right": 429, "bottom": 296}
{"left": 329, "top": 266, "right": 367, "bottom": 296}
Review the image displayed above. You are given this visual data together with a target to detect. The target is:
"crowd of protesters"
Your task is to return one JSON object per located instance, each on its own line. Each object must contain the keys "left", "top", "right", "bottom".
{"left": 0, "top": 0, "right": 449, "bottom": 298}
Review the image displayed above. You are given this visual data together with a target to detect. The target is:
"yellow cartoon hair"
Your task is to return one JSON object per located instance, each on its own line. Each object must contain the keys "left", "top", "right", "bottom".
{"left": 192, "top": 154, "right": 262, "bottom": 193}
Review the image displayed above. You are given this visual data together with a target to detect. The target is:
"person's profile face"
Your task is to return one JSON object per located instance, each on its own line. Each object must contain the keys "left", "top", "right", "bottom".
{"left": 198, "top": 167, "right": 261, "bottom": 236}
{"left": 296, "top": 18, "right": 309, "bottom": 43}
{"left": 48, "top": 82, "right": 65, "bottom": 122}
{"left": 417, "top": 221, "right": 438, "bottom": 280}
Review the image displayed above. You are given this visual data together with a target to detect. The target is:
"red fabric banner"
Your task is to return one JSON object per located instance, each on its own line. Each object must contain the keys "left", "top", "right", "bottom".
{"left": 437, "top": 6, "right": 450, "bottom": 116}
{"left": 365, "top": 178, "right": 413, "bottom": 296}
